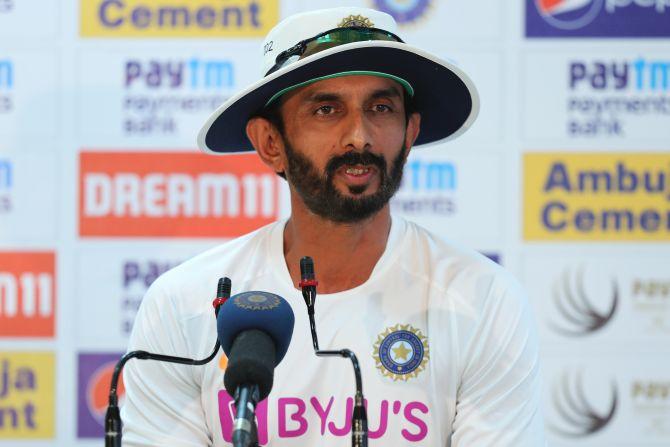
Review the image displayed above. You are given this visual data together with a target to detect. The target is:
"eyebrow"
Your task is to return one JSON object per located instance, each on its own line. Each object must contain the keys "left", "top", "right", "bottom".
{"left": 305, "top": 87, "right": 403, "bottom": 104}
{"left": 369, "top": 87, "right": 403, "bottom": 101}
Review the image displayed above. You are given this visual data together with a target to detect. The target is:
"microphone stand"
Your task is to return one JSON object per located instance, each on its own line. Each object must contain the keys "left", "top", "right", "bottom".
{"left": 105, "top": 277, "right": 232, "bottom": 447}
{"left": 299, "top": 257, "right": 368, "bottom": 447}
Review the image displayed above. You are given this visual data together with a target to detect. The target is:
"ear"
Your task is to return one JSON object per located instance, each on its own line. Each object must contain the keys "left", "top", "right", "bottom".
{"left": 404, "top": 112, "right": 421, "bottom": 156}
{"left": 246, "top": 117, "right": 287, "bottom": 175}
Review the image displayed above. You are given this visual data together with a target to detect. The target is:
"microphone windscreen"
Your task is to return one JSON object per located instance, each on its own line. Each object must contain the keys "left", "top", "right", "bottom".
{"left": 300, "top": 256, "right": 314, "bottom": 280}
{"left": 224, "top": 329, "right": 276, "bottom": 400}
{"left": 217, "top": 291, "right": 295, "bottom": 365}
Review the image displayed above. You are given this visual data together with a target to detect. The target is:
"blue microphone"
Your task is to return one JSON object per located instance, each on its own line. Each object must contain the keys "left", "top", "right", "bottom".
{"left": 216, "top": 291, "right": 295, "bottom": 447}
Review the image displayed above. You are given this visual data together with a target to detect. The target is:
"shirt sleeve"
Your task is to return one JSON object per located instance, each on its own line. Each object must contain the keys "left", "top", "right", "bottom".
{"left": 450, "top": 274, "right": 546, "bottom": 446}
{"left": 120, "top": 278, "right": 212, "bottom": 446}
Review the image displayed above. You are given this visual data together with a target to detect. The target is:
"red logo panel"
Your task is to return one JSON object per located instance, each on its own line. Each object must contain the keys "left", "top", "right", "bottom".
{"left": 0, "top": 252, "right": 56, "bottom": 337}
{"left": 79, "top": 151, "right": 281, "bottom": 237}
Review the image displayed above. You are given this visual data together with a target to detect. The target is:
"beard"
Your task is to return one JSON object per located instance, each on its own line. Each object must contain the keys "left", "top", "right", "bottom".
{"left": 283, "top": 139, "right": 407, "bottom": 223}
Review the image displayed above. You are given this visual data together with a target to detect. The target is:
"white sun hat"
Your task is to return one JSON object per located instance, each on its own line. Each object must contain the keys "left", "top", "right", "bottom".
{"left": 198, "top": 7, "right": 479, "bottom": 154}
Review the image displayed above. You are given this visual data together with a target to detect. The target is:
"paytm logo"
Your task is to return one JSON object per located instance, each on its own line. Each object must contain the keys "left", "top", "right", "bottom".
{"left": 80, "top": 0, "right": 278, "bottom": 38}
{"left": 0, "top": 159, "right": 11, "bottom": 189}
{"left": 570, "top": 59, "right": 670, "bottom": 92}
{"left": 79, "top": 151, "right": 281, "bottom": 237}
{"left": 403, "top": 159, "right": 457, "bottom": 191}
{"left": 0, "top": 60, "right": 12, "bottom": 89}
{"left": 393, "top": 158, "right": 457, "bottom": 216}
{"left": 0, "top": 60, "right": 12, "bottom": 113}
{"left": 0, "top": 1, "right": 14, "bottom": 13}
{"left": 527, "top": 0, "right": 670, "bottom": 37}
{"left": 121, "top": 259, "right": 180, "bottom": 334}
{"left": 0, "top": 252, "right": 56, "bottom": 338}
{"left": 0, "top": 159, "right": 11, "bottom": 213}
{"left": 125, "top": 58, "right": 234, "bottom": 90}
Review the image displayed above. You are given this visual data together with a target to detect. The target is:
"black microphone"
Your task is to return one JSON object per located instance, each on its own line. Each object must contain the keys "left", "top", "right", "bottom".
{"left": 217, "top": 291, "right": 295, "bottom": 447}
{"left": 298, "top": 257, "right": 368, "bottom": 447}
{"left": 104, "top": 277, "right": 231, "bottom": 447}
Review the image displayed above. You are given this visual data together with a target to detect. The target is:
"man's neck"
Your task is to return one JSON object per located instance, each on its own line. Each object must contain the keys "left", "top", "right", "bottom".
{"left": 283, "top": 203, "right": 392, "bottom": 294}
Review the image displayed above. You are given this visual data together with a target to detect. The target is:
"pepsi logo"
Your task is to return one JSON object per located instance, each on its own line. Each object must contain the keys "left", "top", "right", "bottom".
{"left": 86, "top": 361, "right": 125, "bottom": 424}
{"left": 535, "top": 0, "right": 604, "bottom": 30}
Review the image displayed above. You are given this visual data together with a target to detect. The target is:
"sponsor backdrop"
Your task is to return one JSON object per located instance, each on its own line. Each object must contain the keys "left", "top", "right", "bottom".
{"left": 0, "top": 0, "right": 667, "bottom": 445}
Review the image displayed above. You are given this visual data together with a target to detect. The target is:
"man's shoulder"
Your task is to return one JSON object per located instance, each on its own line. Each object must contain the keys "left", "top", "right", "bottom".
{"left": 399, "top": 217, "right": 525, "bottom": 310}
{"left": 149, "top": 220, "right": 282, "bottom": 302}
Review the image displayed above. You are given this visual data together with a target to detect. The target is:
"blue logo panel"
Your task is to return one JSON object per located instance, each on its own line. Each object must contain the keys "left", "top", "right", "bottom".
{"left": 526, "top": 0, "right": 670, "bottom": 38}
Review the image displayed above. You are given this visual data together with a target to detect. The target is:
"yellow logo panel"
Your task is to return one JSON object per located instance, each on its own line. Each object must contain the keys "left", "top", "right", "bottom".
{"left": 0, "top": 352, "right": 55, "bottom": 439}
{"left": 524, "top": 153, "right": 670, "bottom": 241}
{"left": 80, "top": 0, "right": 279, "bottom": 38}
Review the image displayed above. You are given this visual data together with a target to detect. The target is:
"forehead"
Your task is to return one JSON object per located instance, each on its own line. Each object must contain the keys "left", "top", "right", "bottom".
{"left": 283, "top": 75, "right": 404, "bottom": 103}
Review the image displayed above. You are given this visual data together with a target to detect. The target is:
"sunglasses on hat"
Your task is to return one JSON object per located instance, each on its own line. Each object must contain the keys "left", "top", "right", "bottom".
{"left": 266, "top": 26, "right": 404, "bottom": 76}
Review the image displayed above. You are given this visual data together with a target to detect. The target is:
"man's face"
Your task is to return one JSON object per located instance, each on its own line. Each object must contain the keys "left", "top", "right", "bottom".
{"left": 275, "top": 75, "right": 419, "bottom": 222}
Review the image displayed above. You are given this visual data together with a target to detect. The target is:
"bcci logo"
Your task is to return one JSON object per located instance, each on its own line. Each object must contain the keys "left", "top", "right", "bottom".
{"left": 372, "top": 0, "right": 432, "bottom": 25}
{"left": 338, "top": 14, "right": 374, "bottom": 28}
{"left": 373, "top": 324, "right": 429, "bottom": 381}
{"left": 534, "top": 0, "right": 604, "bottom": 30}
{"left": 233, "top": 291, "right": 281, "bottom": 311}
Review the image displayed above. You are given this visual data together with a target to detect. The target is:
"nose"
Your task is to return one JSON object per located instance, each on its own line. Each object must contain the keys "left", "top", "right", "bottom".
{"left": 340, "top": 108, "right": 372, "bottom": 153}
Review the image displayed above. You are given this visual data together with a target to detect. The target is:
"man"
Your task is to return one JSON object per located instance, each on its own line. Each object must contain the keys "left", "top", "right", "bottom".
{"left": 122, "top": 7, "right": 545, "bottom": 446}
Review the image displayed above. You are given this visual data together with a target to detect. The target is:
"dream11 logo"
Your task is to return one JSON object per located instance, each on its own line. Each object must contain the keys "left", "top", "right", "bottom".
{"left": 527, "top": 0, "right": 670, "bottom": 37}
{"left": 0, "top": 252, "right": 56, "bottom": 338}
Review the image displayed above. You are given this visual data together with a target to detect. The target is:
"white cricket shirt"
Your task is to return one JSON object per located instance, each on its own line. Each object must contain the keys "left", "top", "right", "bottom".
{"left": 121, "top": 216, "right": 545, "bottom": 446}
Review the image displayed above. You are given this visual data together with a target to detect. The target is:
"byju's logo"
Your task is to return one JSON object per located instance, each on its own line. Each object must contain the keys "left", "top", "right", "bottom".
{"left": 551, "top": 267, "right": 618, "bottom": 336}
{"left": 527, "top": 0, "right": 670, "bottom": 37}
{"left": 551, "top": 370, "right": 617, "bottom": 437}
{"left": 392, "top": 158, "right": 457, "bottom": 216}
{"left": 0, "top": 59, "right": 13, "bottom": 113}
{"left": 218, "top": 392, "right": 430, "bottom": 443}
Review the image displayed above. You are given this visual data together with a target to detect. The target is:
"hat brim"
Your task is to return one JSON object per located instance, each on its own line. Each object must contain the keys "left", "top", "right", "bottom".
{"left": 198, "top": 41, "right": 479, "bottom": 154}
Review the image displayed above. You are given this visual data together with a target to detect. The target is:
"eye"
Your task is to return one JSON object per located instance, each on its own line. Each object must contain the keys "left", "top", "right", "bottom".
{"left": 314, "top": 105, "right": 335, "bottom": 115}
{"left": 372, "top": 104, "right": 393, "bottom": 113}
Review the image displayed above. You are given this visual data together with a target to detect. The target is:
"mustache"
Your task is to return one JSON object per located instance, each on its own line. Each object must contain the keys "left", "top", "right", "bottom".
{"left": 325, "top": 151, "right": 387, "bottom": 175}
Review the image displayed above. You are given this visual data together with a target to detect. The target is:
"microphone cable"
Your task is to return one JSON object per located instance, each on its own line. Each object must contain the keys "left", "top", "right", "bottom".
{"left": 104, "top": 277, "right": 232, "bottom": 447}
{"left": 299, "top": 256, "right": 368, "bottom": 447}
